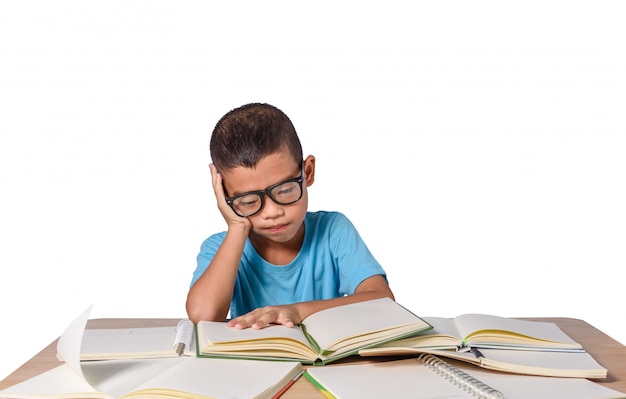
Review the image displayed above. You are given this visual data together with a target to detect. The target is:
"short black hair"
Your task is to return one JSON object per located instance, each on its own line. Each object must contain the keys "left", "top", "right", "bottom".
{"left": 210, "top": 103, "right": 303, "bottom": 172}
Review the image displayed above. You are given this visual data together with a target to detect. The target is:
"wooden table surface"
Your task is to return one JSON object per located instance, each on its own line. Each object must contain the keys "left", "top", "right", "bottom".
{"left": 1, "top": 317, "right": 625, "bottom": 398}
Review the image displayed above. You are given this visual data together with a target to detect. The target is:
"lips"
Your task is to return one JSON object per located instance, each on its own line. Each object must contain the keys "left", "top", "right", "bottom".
{"left": 267, "top": 224, "right": 288, "bottom": 233}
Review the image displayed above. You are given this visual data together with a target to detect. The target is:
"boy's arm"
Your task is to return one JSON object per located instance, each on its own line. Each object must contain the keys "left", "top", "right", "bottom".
{"left": 186, "top": 224, "right": 249, "bottom": 323}
{"left": 226, "top": 275, "right": 394, "bottom": 329}
{"left": 186, "top": 164, "right": 251, "bottom": 324}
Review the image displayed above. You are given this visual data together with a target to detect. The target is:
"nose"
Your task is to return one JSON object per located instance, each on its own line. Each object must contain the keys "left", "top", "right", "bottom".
{"left": 259, "top": 194, "right": 284, "bottom": 218}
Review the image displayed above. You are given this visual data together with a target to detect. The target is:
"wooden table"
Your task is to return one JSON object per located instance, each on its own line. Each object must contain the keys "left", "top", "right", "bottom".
{"left": 1, "top": 317, "right": 625, "bottom": 398}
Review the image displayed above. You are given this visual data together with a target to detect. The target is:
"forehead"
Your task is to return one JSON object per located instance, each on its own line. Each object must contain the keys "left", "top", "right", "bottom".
{"left": 221, "top": 152, "right": 300, "bottom": 195}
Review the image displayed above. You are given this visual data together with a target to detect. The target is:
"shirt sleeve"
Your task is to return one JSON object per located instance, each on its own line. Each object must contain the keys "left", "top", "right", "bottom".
{"left": 190, "top": 232, "right": 226, "bottom": 287}
{"left": 327, "top": 212, "right": 387, "bottom": 295}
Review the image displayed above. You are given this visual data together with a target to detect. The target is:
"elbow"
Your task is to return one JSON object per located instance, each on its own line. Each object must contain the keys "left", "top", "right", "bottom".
{"left": 186, "top": 308, "right": 204, "bottom": 325}
{"left": 376, "top": 281, "right": 396, "bottom": 302}
{"left": 186, "top": 299, "right": 228, "bottom": 325}
{"left": 379, "top": 286, "right": 395, "bottom": 302}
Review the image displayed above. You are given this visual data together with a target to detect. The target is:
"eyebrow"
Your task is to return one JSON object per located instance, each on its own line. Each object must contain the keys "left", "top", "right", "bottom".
{"left": 225, "top": 165, "right": 301, "bottom": 197}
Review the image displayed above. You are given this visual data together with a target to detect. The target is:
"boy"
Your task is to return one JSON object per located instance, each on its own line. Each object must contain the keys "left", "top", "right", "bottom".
{"left": 186, "top": 103, "right": 394, "bottom": 329}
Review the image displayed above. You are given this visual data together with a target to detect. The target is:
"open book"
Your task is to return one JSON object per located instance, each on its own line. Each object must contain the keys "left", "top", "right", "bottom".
{"left": 0, "top": 358, "right": 304, "bottom": 399}
{"left": 379, "top": 313, "right": 584, "bottom": 352}
{"left": 359, "top": 346, "right": 608, "bottom": 378}
{"left": 304, "top": 357, "right": 626, "bottom": 399}
{"left": 0, "top": 306, "right": 304, "bottom": 399}
{"left": 80, "top": 319, "right": 195, "bottom": 360}
{"left": 196, "top": 297, "right": 432, "bottom": 365}
{"left": 0, "top": 357, "right": 302, "bottom": 399}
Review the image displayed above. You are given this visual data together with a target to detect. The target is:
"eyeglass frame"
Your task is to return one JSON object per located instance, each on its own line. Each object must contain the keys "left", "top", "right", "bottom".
{"left": 223, "top": 165, "right": 305, "bottom": 217}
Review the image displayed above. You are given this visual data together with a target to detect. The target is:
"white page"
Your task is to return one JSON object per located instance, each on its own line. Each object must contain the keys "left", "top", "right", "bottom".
{"left": 2, "top": 352, "right": 303, "bottom": 399}
{"left": 197, "top": 321, "right": 312, "bottom": 349}
{"left": 479, "top": 348, "right": 606, "bottom": 373}
{"left": 413, "top": 317, "right": 464, "bottom": 343}
{"left": 454, "top": 314, "right": 580, "bottom": 346}
{"left": 306, "top": 358, "right": 626, "bottom": 399}
{"left": 116, "top": 357, "right": 302, "bottom": 399}
{"left": 0, "top": 363, "right": 107, "bottom": 399}
{"left": 82, "top": 327, "right": 177, "bottom": 352}
{"left": 56, "top": 305, "right": 93, "bottom": 378}
{"left": 82, "top": 358, "right": 185, "bottom": 398}
{"left": 307, "top": 359, "right": 476, "bottom": 399}
{"left": 384, "top": 347, "right": 608, "bottom": 378}
{"left": 470, "top": 366, "right": 625, "bottom": 399}
{"left": 303, "top": 298, "right": 428, "bottom": 350}
{"left": 81, "top": 326, "right": 188, "bottom": 359}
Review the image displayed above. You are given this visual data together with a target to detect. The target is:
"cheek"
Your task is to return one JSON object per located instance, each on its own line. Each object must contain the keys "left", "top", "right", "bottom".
{"left": 296, "top": 193, "right": 309, "bottom": 215}
{"left": 285, "top": 196, "right": 308, "bottom": 224}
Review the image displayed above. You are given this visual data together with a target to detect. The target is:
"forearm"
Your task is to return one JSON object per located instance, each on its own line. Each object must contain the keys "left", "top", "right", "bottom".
{"left": 186, "top": 225, "right": 249, "bottom": 323}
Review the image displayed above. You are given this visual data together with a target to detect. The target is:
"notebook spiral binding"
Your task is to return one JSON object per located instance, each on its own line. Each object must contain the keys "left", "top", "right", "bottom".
{"left": 418, "top": 354, "right": 505, "bottom": 399}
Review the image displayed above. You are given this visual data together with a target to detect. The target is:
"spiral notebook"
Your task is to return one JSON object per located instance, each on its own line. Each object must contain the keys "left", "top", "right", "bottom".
{"left": 304, "top": 355, "right": 626, "bottom": 399}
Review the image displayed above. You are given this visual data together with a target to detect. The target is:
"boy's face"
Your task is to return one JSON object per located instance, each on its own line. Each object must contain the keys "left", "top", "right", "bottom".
{"left": 220, "top": 151, "right": 314, "bottom": 245}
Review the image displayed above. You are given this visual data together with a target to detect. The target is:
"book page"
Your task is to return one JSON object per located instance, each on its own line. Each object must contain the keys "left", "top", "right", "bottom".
{"left": 454, "top": 314, "right": 582, "bottom": 349}
{"left": 477, "top": 348, "right": 607, "bottom": 378}
{"left": 0, "top": 363, "right": 108, "bottom": 399}
{"left": 362, "top": 347, "right": 607, "bottom": 379}
{"left": 56, "top": 305, "right": 93, "bottom": 378}
{"left": 306, "top": 359, "right": 477, "bottom": 398}
{"left": 83, "top": 358, "right": 186, "bottom": 397}
{"left": 467, "top": 365, "right": 624, "bottom": 399}
{"left": 306, "top": 358, "right": 625, "bottom": 399}
{"left": 390, "top": 317, "right": 464, "bottom": 348}
{"left": 120, "top": 357, "right": 303, "bottom": 399}
{"left": 81, "top": 326, "right": 193, "bottom": 360}
{"left": 301, "top": 297, "right": 429, "bottom": 351}
{"left": 196, "top": 321, "right": 315, "bottom": 356}
{"left": 1, "top": 346, "right": 303, "bottom": 399}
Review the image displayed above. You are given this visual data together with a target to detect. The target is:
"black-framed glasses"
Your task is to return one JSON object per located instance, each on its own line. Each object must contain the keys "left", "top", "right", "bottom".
{"left": 225, "top": 168, "right": 304, "bottom": 217}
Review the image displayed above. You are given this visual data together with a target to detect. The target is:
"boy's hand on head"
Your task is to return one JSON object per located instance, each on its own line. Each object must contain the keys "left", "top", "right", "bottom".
{"left": 209, "top": 164, "right": 252, "bottom": 230}
{"left": 226, "top": 305, "right": 301, "bottom": 330}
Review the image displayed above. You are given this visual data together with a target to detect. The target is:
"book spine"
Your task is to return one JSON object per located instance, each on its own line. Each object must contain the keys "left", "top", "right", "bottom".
{"left": 418, "top": 354, "right": 504, "bottom": 399}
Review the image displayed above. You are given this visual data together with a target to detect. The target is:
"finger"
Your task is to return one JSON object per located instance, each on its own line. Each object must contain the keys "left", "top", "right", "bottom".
{"left": 228, "top": 310, "right": 266, "bottom": 329}
{"left": 209, "top": 164, "right": 225, "bottom": 200}
{"left": 275, "top": 313, "right": 295, "bottom": 328}
{"left": 251, "top": 313, "right": 275, "bottom": 330}
{"left": 251, "top": 308, "right": 286, "bottom": 329}
{"left": 228, "top": 316, "right": 253, "bottom": 330}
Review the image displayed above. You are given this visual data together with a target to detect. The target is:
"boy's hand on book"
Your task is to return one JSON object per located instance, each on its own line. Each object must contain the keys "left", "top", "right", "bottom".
{"left": 226, "top": 305, "right": 300, "bottom": 330}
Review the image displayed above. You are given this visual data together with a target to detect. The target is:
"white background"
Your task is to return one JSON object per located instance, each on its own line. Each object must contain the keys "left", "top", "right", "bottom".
{"left": 1, "top": 1, "right": 624, "bottom": 381}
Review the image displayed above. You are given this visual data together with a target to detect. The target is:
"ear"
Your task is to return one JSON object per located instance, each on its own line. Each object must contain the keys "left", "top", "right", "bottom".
{"left": 303, "top": 155, "right": 315, "bottom": 187}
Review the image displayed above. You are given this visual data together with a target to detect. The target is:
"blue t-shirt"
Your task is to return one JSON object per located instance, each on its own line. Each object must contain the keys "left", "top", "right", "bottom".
{"left": 191, "top": 211, "right": 387, "bottom": 317}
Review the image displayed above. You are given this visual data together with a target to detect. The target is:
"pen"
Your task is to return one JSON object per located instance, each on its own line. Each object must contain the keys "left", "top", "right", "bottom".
{"left": 175, "top": 342, "right": 185, "bottom": 356}
{"left": 469, "top": 346, "right": 484, "bottom": 359}
{"left": 272, "top": 369, "right": 304, "bottom": 399}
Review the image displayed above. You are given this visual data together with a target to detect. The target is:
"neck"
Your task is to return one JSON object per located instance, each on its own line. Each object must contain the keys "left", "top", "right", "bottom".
{"left": 249, "top": 225, "right": 305, "bottom": 266}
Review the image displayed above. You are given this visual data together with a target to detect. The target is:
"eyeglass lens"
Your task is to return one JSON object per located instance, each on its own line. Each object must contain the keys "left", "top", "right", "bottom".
{"left": 231, "top": 180, "right": 302, "bottom": 216}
